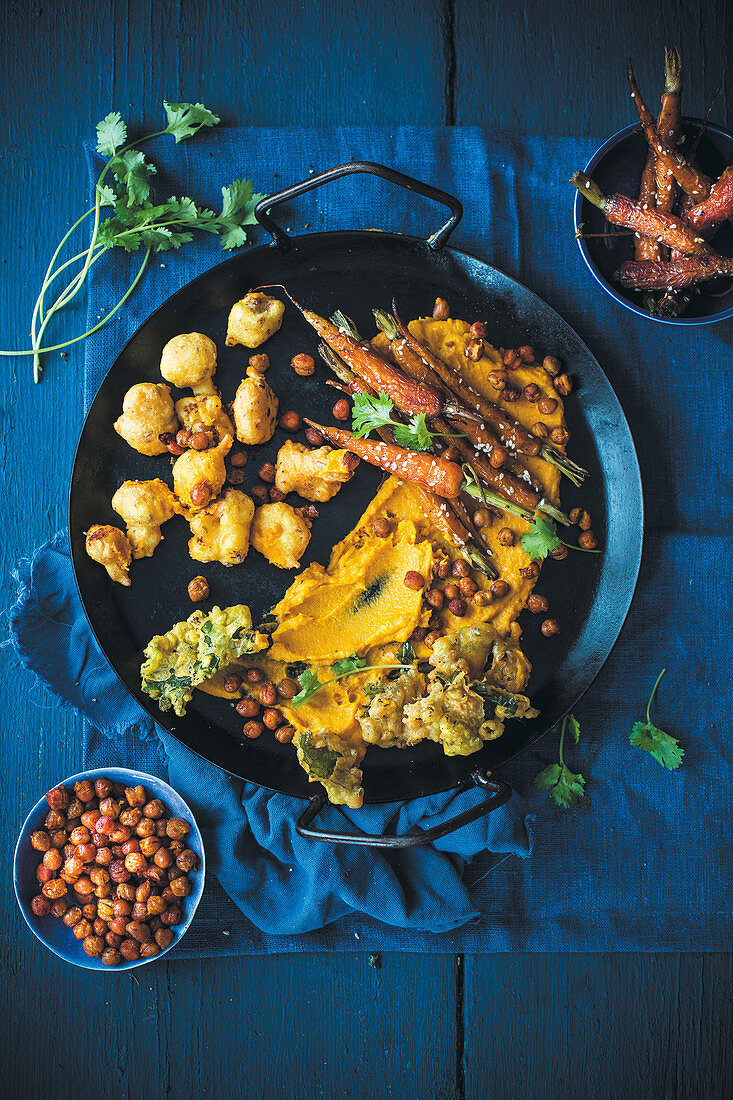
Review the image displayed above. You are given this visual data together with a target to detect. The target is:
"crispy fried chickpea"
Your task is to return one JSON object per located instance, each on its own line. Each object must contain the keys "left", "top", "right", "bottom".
{"left": 143, "top": 800, "right": 165, "bottom": 820}
{"left": 161, "top": 906, "right": 183, "bottom": 927}
{"left": 98, "top": 899, "right": 115, "bottom": 923}
{"left": 578, "top": 530, "right": 598, "bottom": 550}
{"left": 576, "top": 510, "right": 592, "bottom": 531}
{"left": 432, "top": 297, "right": 450, "bottom": 320}
{"left": 109, "top": 917, "right": 128, "bottom": 937}
{"left": 236, "top": 697, "right": 260, "bottom": 719}
{"left": 532, "top": 422, "right": 549, "bottom": 438}
{"left": 490, "top": 579, "right": 510, "bottom": 599}
{"left": 243, "top": 721, "right": 264, "bottom": 739}
{"left": 541, "top": 618, "right": 560, "bottom": 636}
{"left": 262, "top": 708, "right": 283, "bottom": 730}
{"left": 36, "top": 865, "right": 53, "bottom": 885}
{"left": 45, "top": 809, "right": 66, "bottom": 831}
{"left": 279, "top": 410, "right": 302, "bottom": 432}
{"left": 31, "top": 830, "right": 52, "bottom": 852}
{"left": 188, "top": 575, "right": 210, "bottom": 603}
{"left": 74, "top": 779, "right": 95, "bottom": 803}
{"left": 459, "top": 577, "right": 478, "bottom": 598}
{"left": 503, "top": 387, "right": 519, "bottom": 402}
{"left": 155, "top": 927, "right": 175, "bottom": 950}
{"left": 66, "top": 799, "right": 84, "bottom": 820}
{"left": 488, "top": 370, "right": 507, "bottom": 391}
{"left": 549, "top": 544, "right": 569, "bottom": 560}
{"left": 131, "top": 902, "right": 148, "bottom": 921}
{"left": 518, "top": 345, "right": 535, "bottom": 363}
{"left": 332, "top": 399, "right": 350, "bottom": 420}
{"left": 448, "top": 598, "right": 466, "bottom": 617}
{"left": 147, "top": 894, "right": 167, "bottom": 917}
{"left": 553, "top": 373, "right": 573, "bottom": 396}
{"left": 503, "top": 348, "right": 520, "bottom": 368}
{"left": 425, "top": 588, "right": 445, "bottom": 609}
{"left": 43, "top": 849, "right": 63, "bottom": 872}
{"left": 82, "top": 935, "right": 104, "bottom": 958}
{"left": 46, "top": 785, "right": 69, "bottom": 811}
{"left": 109, "top": 860, "right": 131, "bottom": 884}
{"left": 527, "top": 593, "right": 550, "bottom": 613}
{"left": 496, "top": 527, "right": 514, "bottom": 547}
{"left": 444, "top": 583, "right": 460, "bottom": 600}
{"left": 105, "top": 931, "right": 123, "bottom": 948}
{"left": 125, "top": 785, "right": 147, "bottom": 808}
{"left": 291, "top": 353, "right": 315, "bottom": 377}
{"left": 275, "top": 725, "right": 296, "bottom": 744}
{"left": 451, "top": 559, "right": 470, "bottom": 579}
{"left": 110, "top": 825, "right": 132, "bottom": 844}
{"left": 276, "top": 678, "right": 298, "bottom": 700}
{"left": 403, "top": 570, "right": 425, "bottom": 591}
{"left": 523, "top": 383, "right": 541, "bottom": 403}
{"left": 140, "top": 942, "right": 160, "bottom": 958}
{"left": 80, "top": 809, "right": 101, "bottom": 831}
{"left": 51, "top": 897, "right": 69, "bottom": 918}
{"left": 31, "top": 894, "right": 52, "bottom": 916}
{"left": 473, "top": 591, "right": 491, "bottom": 607}
{"left": 550, "top": 426, "right": 569, "bottom": 446}
{"left": 520, "top": 562, "right": 540, "bottom": 580}
{"left": 170, "top": 875, "right": 192, "bottom": 898}
{"left": 42, "top": 879, "right": 68, "bottom": 900}
{"left": 537, "top": 397, "right": 558, "bottom": 415}
{"left": 543, "top": 355, "right": 561, "bottom": 377}
{"left": 102, "top": 947, "right": 122, "bottom": 966}
{"left": 154, "top": 847, "right": 173, "bottom": 870}
{"left": 126, "top": 921, "right": 152, "bottom": 943}
{"left": 424, "top": 631, "right": 442, "bottom": 648}
{"left": 119, "top": 938, "right": 140, "bottom": 961}
{"left": 50, "top": 830, "right": 68, "bottom": 849}
{"left": 63, "top": 906, "right": 83, "bottom": 928}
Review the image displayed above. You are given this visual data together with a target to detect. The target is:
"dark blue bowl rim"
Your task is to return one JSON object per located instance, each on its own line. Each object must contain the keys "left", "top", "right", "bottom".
{"left": 573, "top": 119, "right": 733, "bottom": 327}
{"left": 13, "top": 767, "right": 206, "bottom": 971}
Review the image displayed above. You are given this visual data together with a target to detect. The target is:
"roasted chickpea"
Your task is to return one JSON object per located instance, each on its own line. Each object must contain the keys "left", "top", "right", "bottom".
{"left": 578, "top": 530, "right": 598, "bottom": 550}
{"left": 188, "top": 575, "right": 210, "bottom": 602}
{"left": 465, "top": 337, "right": 484, "bottom": 361}
{"left": 109, "top": 860, "right": 131, "bottom": 884}
{"left": 543, "top": 355, "right": 561, "bottom": 377}
{"left": 236, "top": 697, "right": 260, "bottom": 718}
{"left": 435, "top": 558, "right": 451, "bottom": 580}
{"left": 246, "top": 666, "right": 265, "bottom": 684}
{"left": 42, "top": 879, "right": 68, "bottom": 900}
{"left": 243, "top": 721, "right": 264, "bottom": 739}
{"left": 553, "top": 373, "right": 573, "bottom": 396}
{"left": 131, "top": 902, "right": 148, "bottom": 921}
{"left": 160, "top": 906, "right": 182, "bottom": 927}
{"left": 36, "top": 864, "right": 53, "bottom": 885}
{"left": 140, "top": 942, "right": 161, "bottom": 958}
{"left": 126, "top": 921, "right": 152, "bottom": 943}
{"left": 549, "top": 544, "right": 569, "bottom": 560}
{"left": 81, "top": 903, "right": 98, "bottom": 921}
{"left": 523, "top": 383, "right": 541, "bottom": 403}
{"left": 105, "top": 931, "right": 123, "bottom": 948}
{"left": 135, "top": 819, "right": 156, "bottom": 839}
{"left": 527, "top": 593, "right": 550, "bottom": 613}
{"left": 332, "top": 399, "right": 350, "bottom": 421}
{"left": 291, "top": 353, "right": 315, "bottom": 377}
{"left": 97, "top": 899, "right": 115, "bottom": 922}
{"left": 258, "top": 462, "right": 276, "bottom": 484}
{"left": 256, "top": 682, "right": 275, "bottom": 708}
{"left": 518, "top": 345, "right": 535, "bottom": 363}
{"left": 77, "top": 843, "right": 97, "bottom": 863}
{"left": 95, "top": 846, "right": 112, "bottom": 867}
{"left": 432, "top": 297, "right": 450, "bottom": 320}
{"left": 490, "top": 579, "right": 510, "bottom": 599}
{"left": 532, "top": 422, "right": 549, "bottom": 438}
{"left": 31, "top": 830, "right": 52, "bottom": 852}
{"left": 119, "top": 938, "right": 140, "bottom": 961}
{"left": 124, "top": 785, "right": 147, "bottom": 808}
{"left": 154, "top": 847, "right": 173, "bottom": 869}
{"left": 541, "top": 618, "right": 560, "bottom": 637}
{"left": 403, "top": 570, "right": 424, "bottom": 591}
{"left": 488, "top": 370, "right": 507, "bottom": 391}
{"left": 250, "top": 482, "right": 269, "bottom": 505}
{"left": 143, "top": 800, "right": 165, "bottom": 820}
{"left": 110, "top": 825, "right": 132, "bottom": 843}
{"left": 304, "top": 426, "right": 324, "bottom": 446}
{"left": 147, "top": 894, "right": 167, "bottom": 917}
{"left": 119, "top": 807, "right": 142, "bottom": 827}
{"left": 444, "top": 583, "right": 460, "bottom": 601}
{"left": 73, "top": 918, "right": 93, "bottom": 940}
{"left": 496, "top": 527, "right": 514, "bottom": 547}
{"left": 576, "top": 510, "right": 592, "bottom": 531}
{"left": 102, "top": 947, "right": 122, "bottom": 967}
{"left": 45, "top": 809, "right": 66, "bottom": 831}
{"left": 31, "top": 894, "right": 52, "bottom": 916}
{"left": 473, "top": 591, "right": 491, "bottom": 607}
{"left": 550, "top": 426, "right": 569, "bottom": 446}
{"left": 222, "top": 674, "right": 242, "bottom": 695}
{"left": 92, "top": 918, "right": 106, "bottom": 937}
{"left": 64, "top": 855, "right": 84, "bottom": 878}
{"left": 459, "top": 577, "right": 478, "bottom": 598}
{"left": 69, "top": 826, "right": 90, "bottom": 846}
{"left": 145, "top": 866, "right": 168, "bottom": 887}
{"left": 520, "top": 562, "right": 540, "bottom": 580}
{"left": 230, "top": 450, "right": 248, "bottom": 469}
{"left": 537, "top": 397, "right": 558, "bottom": 415}
{"left": 262, "top": 708, "right": 283, "bottom": 730}
{"left": 450, "top": 559, "right": 469, "bottom": 579}
{"left": 63, "top": 906, "right": 83, "bottom": 928}
{"left": 275, "top": 725, "right": 296, "bottom": 744}
{"left": 170, "top": 875, "right": 192, "bottom": 898}
{"left": 66, "top": 798, "right": 84, "bottom": 819}
{"left": 448, "top": 598, "right": 466, "bottom": 617}
{"left": 139, "top": 836, "right": 161, "bottom": 858}
{"left": 46, "top": 785, "right": 69, "bottom": 811}
{"left": 80, "top": 809, "right": 101, "bottom": 831}
{"left": 74, "top": 779, "right": 95, "bottom": 803}
{"left": 99, "top": 798, "right": 122, "bottom": 820}
{"left": 424, "top": 631, "right": 442, "bottom": 648}
{"left": 155, "top": 927, "right": 175, "bottom": 950}
{"left": 42, "top": 849, "right": 63, "bottom": 872}
{"left": 425, "top": 588, "right": 445, "bottom": 609}
{"left": 276, "top": 678, "right": 298, "bottom": 701}
{"left": 503, "top": 387, "right": 519, "bottom": 402}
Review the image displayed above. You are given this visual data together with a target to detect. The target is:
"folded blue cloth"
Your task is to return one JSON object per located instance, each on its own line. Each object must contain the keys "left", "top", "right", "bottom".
{"left": 7, "top": 127, "right": 733, "bottom": 952}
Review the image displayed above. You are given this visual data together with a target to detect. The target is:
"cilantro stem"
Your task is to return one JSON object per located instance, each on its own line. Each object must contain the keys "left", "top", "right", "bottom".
{"left": 292, "top": 663, "right": 411, "bottom": 708}
{"left": 646, "top": 667, "right": 667, "bottom": 724}
{"left": 557, "top": 714, "right": 567, "bottom": 766}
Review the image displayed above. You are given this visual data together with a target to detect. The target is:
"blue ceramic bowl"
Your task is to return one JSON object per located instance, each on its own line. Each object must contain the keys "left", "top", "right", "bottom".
{"left": 573, "top": 119, "right": 733, "bottom": 325}
{"left": 14, "top": 767, "right": 205, "bottom": 971}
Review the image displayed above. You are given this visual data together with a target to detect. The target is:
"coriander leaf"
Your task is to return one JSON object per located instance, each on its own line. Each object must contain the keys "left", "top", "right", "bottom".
{"left": 393, "top": 412, "right": 433, "bottom": 451}
{"left": 534, "top": 762, "right": 562, "bottom": 791}
{"left": 219, "top": 224, "right": 250, "bottom": 251}
{"left": 221, "top": 178, "right": 254, "bottom": 219}
{"left": 96, "top": 183, "right": 118, "bottom": 207}
{"left": 534, "top": 763, "right": 586, "bottom": 807}
{"left": 352, "top": 391, "right": 396, "bottom": 437}
{"left": 330, "top": 655, "right": 367, "bottom": 677}
{"left": 520, "top": 515, "right": 562, "bottom": 561}
{"left": 163, "top": 101, "right": 220, "bottom": 143}
{"left": 109, "top": 149, "right": 157, "bottom": 206}
{"left": 217, "top": 180, "right": 265, "bottom": 250}
{"left": 398, "top": 641, "right": 416, "bottom": 665}
{"left": 96, "top": 111, "right": 127, "bottom": 157}
{"left": 568, "top": 714, "right": 581, "bottom": 744}
{"left": 630, "top": 722, "right": 684, "bottom": 769}
{"left": 292, "top": 669, "right": 322, "bottom": 707}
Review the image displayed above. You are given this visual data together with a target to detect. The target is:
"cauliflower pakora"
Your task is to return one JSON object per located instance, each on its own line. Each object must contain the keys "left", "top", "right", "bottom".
{"left": 160, "top": 332, "right": 217, "bottom": 395}
{"left": 114, "top": 383, "right": 179, "bottom": 456}
{"left": 250, "top": 502, "right": 312, "bottom": 569}
{"left": 175, "top": 394, "right": 235, "bottom": 441}
{"left": 188, "top": 489, "right": 255, "bottom": 566}
{"left": 85, "top": 524, "right": 132, "bottom": 586}
{"left": 225, "top": 292, "right": 284, "bottom": 348}
{"left": 111, "top": 479, "right": 178, "bottom": 559}
{"left": 275, "top": 440, "right": 357, "bottom": 502}
{"left": 232, "top": 367, "right": 279, "bottom": 445}
{"left": 172, "top": 434, "right": 233, "bottom": 512}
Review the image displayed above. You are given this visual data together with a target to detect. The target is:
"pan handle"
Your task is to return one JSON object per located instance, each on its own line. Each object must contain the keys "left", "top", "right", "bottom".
{"left": 254, "top": 161, "right": 463, "bottom": 253}
{"left": 295, "top": 770, "right": 511, "bottom": 848}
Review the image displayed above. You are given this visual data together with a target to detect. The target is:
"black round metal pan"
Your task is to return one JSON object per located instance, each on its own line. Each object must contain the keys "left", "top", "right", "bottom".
{"left": 69, "top": 162, "right": 643, "bottom": 845}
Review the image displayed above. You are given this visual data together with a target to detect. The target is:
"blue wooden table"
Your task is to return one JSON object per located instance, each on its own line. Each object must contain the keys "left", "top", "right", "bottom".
{"left": 2, "top": 2, "right": 731, "bottom": 1096}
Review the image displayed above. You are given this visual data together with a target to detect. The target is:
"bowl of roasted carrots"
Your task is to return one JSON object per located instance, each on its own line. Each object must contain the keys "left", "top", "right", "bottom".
{"left": 572, "top": 47, "right": 733, "bottom": 325}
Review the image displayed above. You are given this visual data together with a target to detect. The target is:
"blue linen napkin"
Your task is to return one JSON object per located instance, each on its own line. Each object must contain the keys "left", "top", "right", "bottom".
{"left": 8, "top": 127, "right": 733, "bottom": 952}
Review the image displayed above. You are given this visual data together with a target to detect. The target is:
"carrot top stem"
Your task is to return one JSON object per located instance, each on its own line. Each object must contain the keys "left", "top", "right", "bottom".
{"left": 570, "top": 172, "right": 608, "bottom": 211}
{"left": 664, "top": 44, "right": 682, "bottom": 96}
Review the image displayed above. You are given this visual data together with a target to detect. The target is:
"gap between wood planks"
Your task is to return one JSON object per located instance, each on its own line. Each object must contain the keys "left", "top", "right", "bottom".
{"left": 456, "top": 953, "right": 466, "bottom": 1098}
{"left": 442, "top": 0, "right": 457, "bottom": 124}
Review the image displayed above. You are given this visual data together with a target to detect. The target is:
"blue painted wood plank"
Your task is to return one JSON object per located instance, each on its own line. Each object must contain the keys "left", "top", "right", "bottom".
{"left": 453, "top": 0, "right": 730, "bottom": 134}
{"left": 463, "top": 954, "right": 733, "bottom": 1098}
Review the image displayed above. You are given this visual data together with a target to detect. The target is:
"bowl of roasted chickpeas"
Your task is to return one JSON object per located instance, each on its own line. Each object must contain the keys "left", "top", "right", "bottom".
{"left": 14, "top": 768, "right": 205, "bottom": 970}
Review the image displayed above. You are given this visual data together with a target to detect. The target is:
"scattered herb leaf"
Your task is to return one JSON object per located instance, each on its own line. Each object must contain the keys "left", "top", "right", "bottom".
{"left": 96, "top": 111, "right": 127, "bottom": 156}
{"left": 629, "top": 669, "right": 683, "bottom": 769}
{"left": 534, "top": 713, "right": 586, "bottom": 808}
{"left": 292, "top": 657, "right": 413, "bottom": 709}
{"left": 521, "top": 516, "right": 562, "bottom": 561}
{"left": 351, "top": 392, "right": 462, "bottom": 451}
{"left": 393, "top": 412, "right": 433, "bottom": 451}
{"left": 330, "top": 655, "right": 368, "bottom": 677}
{"left": 163, "top": 101, "right": 220, "bottom": 142}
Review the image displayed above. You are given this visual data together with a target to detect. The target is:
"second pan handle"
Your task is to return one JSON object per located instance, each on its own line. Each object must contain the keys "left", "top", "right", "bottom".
{"left": 254, "top": 161, "right": 463, "bottom": 253}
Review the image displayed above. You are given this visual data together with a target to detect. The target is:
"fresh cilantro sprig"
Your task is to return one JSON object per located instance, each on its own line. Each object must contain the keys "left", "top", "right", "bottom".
{"left": 292, "top": 653, "right": 412, "bottom": 708}
{"left": 2, "top": 101, "right": 265, "bottom": 381}
{"left": 534, "top": 713, "right": 586, "bottom": 808}
{"left": 520, "top": 514, "right": 602, "bottom": 561}
{"left": 351, "top": 391, "right": 464, "bottom": 452}
{"left": 630, "top": 669, "right": 683, "bottom": 769}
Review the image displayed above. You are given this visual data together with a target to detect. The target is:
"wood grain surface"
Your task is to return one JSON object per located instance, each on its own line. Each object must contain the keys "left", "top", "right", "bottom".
{"left": 0, "top": 2, "right": 730, "bottom": 1097}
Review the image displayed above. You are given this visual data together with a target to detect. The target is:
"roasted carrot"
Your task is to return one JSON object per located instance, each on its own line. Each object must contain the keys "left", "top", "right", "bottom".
{"left": 655, "top": 45, "right": 683, "bottom": 215}
{"left": 617, "top": 255, "right": 733, "bottom": 290}
{"left": 636, "top": 151, "right": 661, "bottom": 261}
{"left": 390, "top": 304, "right": 543, "bottom": 457}
{"left": 627, "top": 59, "right": 711, "bottom": 201}
{"left": 303, "top": 420, "right": 464, "bottom": 498}
{"left": 687, "top": 166, "right": 733, "bottom": 232}
{"left": 571, "top": 172, "right": 711, "bottom": 256}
